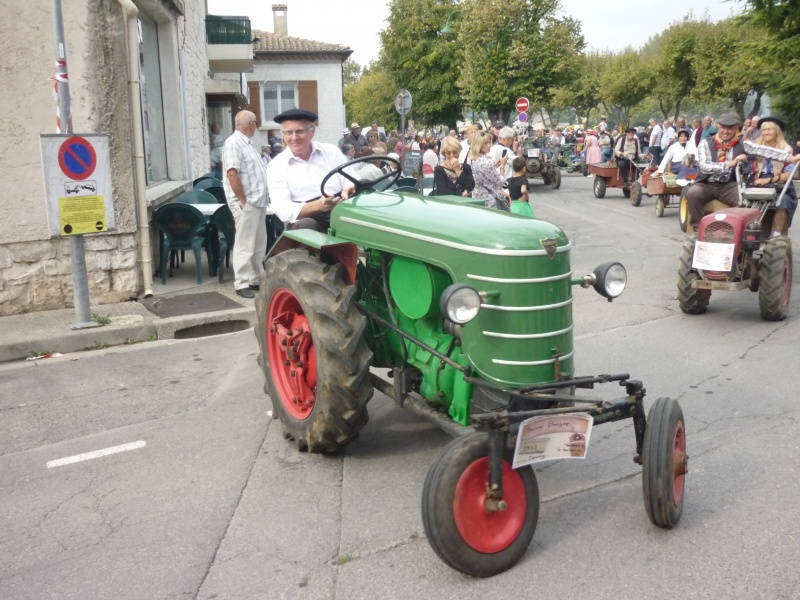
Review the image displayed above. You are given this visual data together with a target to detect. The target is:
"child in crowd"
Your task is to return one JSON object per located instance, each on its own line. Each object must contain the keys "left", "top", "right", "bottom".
{"left": 506, "top": 156, "right": 534, "bottom": 218}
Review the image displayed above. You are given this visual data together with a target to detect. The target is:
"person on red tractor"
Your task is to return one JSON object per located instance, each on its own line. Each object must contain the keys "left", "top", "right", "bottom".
{"left": 685, "top": 113, "right": 748, "bottom": 230}
{"left": 743, "top": 116, "right": 800, "bottom": 237}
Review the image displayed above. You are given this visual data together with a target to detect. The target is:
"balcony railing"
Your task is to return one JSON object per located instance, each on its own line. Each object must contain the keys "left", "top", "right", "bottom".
{"left": 206, "top": 15, "right": 251, "bottom": 45}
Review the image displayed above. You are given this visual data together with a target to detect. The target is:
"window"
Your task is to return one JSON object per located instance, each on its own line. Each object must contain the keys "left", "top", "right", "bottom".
{"left": 137, "top": 9, "right": 168, "bottom": 184}
{"left": 263, "top": 83, "right": 297, "bottom": 122}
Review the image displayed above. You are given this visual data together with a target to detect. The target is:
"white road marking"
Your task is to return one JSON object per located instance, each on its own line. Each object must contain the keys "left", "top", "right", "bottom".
{"left": 46, "top": 441, "right": 146, "bottom": 469}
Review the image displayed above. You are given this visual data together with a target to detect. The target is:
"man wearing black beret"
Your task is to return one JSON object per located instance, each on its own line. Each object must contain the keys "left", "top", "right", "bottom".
{"left": 266, "top": 108, "right": 355, "bottom": 232}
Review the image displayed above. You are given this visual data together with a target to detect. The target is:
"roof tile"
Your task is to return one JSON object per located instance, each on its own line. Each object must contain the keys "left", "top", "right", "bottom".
{"left": 252, "top": 28, "right": 352, "bottom": 55}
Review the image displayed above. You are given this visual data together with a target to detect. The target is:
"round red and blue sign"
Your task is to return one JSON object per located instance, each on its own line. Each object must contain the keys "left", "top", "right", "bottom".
{"left": 57, "top": 136, "right": 97, "bottom": 181}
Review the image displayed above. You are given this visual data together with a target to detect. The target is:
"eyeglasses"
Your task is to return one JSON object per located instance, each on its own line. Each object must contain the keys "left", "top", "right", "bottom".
{"left": 281, "top": 125, "right": 314, "bottom": 138}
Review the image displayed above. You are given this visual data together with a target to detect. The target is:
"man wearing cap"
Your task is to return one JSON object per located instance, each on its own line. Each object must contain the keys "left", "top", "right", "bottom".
{"left": 266, "top": 108, "right": 355, "bottom": 233}
{"left": 222, "top": 110, "right": 269, "bottom": 299}
{"left": 338, "top": 128, "right": 349, "bottom": 151}
{"left": 343, "top": 123, "right": 368, "bottom": 152}
{"left": 492, "top": 120, "right": 505, "bottom": 138}
{"left": 613, "top": 128, "right": 643, "bottom": 182}
{"left": 685, "top": 113, "right": 748, "bottom": 231}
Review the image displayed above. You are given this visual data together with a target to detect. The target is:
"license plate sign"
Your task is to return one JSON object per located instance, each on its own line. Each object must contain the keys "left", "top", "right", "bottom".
{"left": 512, "top": 413, "right": 593, "bottom": 468}
{"left": 692, "top": 241, "right": 735, "bottom": 271}
{"left": 527, "top": 148, "right": 540, "bottom": 158}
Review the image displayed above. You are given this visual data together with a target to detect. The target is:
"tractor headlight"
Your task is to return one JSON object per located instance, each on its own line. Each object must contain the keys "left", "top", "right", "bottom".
{"left": 440, "top": 284, "right": 481, "bottom": 324}
{"left": 592, "top": 262, "right": 627, "bottom": 300}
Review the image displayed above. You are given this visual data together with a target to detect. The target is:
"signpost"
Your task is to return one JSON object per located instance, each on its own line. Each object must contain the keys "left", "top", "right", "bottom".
{"left": 395, "top": 88, "right": 413, "bottom": 172}
{"left": 516, "top": 97, "right": 530, "bottom": 113}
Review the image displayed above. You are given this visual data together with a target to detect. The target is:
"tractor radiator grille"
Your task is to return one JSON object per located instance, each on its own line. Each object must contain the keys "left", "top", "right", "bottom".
{"left": 703, "top": 221, "right": 735, "bottom": 280}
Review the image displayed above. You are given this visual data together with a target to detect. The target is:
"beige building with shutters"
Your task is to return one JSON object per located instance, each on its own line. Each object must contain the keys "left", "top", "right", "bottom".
{"left": 246, "top": 4, "right": 353, "bottom": 147}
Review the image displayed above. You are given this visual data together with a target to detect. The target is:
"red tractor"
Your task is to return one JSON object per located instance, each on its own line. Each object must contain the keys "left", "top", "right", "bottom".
{"left": 677, "top": 163, "right": 798, "bottom": 321}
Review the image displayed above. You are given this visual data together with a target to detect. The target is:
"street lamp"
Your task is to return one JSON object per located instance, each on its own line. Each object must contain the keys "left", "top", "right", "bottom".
{"left": 440, "top": 10, "right": 461, "bottom": 35}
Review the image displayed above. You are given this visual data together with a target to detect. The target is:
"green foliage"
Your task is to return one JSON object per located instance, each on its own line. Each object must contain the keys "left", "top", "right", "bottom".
{"left": 742, "top": 0, "right": 800, "bottom": 132}
{"left": 649, "top": 17, "right": 711, "bottom": 119}
{"left": 457, "top": 0, "right": 584, "bottom": 123}
{"left": 92, "top": 313, "right": 112, "bottom": 326}
{"left": 343, "top": 65, "right": 401, "bottom": 132}
{"left": 380, "top": 0, "right": 464, "bottom": 127}
{"left": 343, "top": 58, "right": 363, "bottom": 87}
{"left": 550, "top": 51, "right": 608, "bottom": 127}
{"left": 598, "top": 51, "right": 653, "bottom": 128}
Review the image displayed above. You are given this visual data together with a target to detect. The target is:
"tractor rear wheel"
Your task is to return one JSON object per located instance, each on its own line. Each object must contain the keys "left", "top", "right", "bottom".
{"left": 677, "top": 234, "right": 710, "bottom": 314}
{"left": 422, "top": 433, "right": 539, "bottom": 577}
{"left": 255, "top": 249, "right": 373, "bottom": 453}
{"left": 630, "top": 182, "right": 643, "bottom": 206}
{"left": 593, "top": 176, "right": 607, "bottom": 198}
{"left": 643, "top": 397, "right": 686, "bottom": 529}
{"left": 550, "top": 167, "right": 561, "bottom": 189}
{"left": 758, "top": 236, "right": 792, "bottom": 321}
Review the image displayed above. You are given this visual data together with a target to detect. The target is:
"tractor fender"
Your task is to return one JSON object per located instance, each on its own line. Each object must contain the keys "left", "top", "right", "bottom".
{"left": 267, "top": 230, "right": 358, "bottom": 285}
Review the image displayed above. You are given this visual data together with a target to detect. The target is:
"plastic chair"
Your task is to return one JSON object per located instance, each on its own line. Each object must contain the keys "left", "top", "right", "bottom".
{"left": 176, "top": 189, "right": 218, "bottom": 204}
{"left": 152, "top": 203, "right": 212, "bottom": 285}
{"left": 203, "top": 185, "right": 227, "bottom": 204}
{"left": 192, "top": 174, "right": 217, "bottom": 187}
{"left": 194, "top": 177, "right": 224, "bottom": 190}
{"left": 209, "top": 205, "right": 235, "bottom": 283}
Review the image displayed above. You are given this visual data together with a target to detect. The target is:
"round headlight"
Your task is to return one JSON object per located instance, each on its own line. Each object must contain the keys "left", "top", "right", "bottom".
{"left": 440, "top": 284, "right": 482, "bottom": 324}
{"left": 592, "top": 262, "right": 627, "bottom": 299}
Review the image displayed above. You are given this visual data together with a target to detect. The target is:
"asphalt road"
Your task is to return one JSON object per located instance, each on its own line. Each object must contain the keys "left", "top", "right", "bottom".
{"left": 2, "top": 173, "right": 798, "bottom": 599}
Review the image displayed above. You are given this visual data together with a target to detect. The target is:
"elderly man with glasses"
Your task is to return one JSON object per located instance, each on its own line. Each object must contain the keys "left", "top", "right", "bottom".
{"left": 266, "top": 108, "right": 355, "bottom": 234}
{"left": 222, "top": 110, "right": 269, "bottom": 299}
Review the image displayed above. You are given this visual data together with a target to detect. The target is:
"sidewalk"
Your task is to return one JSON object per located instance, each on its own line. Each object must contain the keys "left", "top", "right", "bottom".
{"left": 0, "top": 254, "right": 258, "bottom": 363}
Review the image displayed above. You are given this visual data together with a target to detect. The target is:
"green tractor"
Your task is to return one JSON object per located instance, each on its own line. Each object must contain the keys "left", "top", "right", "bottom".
{"left": 255, "top": 156, "right": 686, "bottom": 577}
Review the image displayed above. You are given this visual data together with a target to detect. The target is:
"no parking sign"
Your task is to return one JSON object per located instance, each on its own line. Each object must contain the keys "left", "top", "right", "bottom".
{"left": 40, "top": 134, "right": 114, "bottom": 237}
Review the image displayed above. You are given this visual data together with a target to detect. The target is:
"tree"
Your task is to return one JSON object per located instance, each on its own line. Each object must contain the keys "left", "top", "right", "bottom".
{"left": 457, "top": 0, "right": 584, "bottom": 123}
{"left": 649, "top": 17, "right": 711, "bottom": 120}
{"left": 598, "top": 50, "right": 653, "bottom": 128}
{"left": 343, "top": 64, "right": 401, "bottom": 132}
{"left": 693, "top": 19, "right": 770, "bottom": 119}
{"left": 380, "top": 0, "right": 464, "bottom": 127}
{"left": 742, "top": 0, "right": 800, "bottom": 132}
{"left": 342, "top": 58, "right": 363, "bottom": 87}
{"left": 550, "top": 51, "right": 608, "bottom": 128}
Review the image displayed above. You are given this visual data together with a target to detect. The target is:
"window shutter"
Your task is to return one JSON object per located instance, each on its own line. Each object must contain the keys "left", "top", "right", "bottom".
{"left": 297, "top": 80, "right": 318, "bottom": 121}
{"left": 247, "top": 81, "right": 261, "bottom": 125}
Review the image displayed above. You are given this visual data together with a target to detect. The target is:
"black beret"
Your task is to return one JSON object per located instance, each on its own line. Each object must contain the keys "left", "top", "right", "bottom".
{"left": 625, "top": 127, "right": 636, "bottom": 133}
{"left": 273, "top": 108, "right": 318, "bottom": 123}
{"left": 758, "top": 116, "right": 786, "bottom": 131}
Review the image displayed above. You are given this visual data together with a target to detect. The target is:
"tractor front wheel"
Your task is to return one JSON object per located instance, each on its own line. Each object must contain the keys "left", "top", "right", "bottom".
{"left": 655, "top": 196, "right": 666, "bottom": 218}
{"left": 422, "top": 433, "right": 539, "bottom": 577}
{"left": 550, "top": 167, "right": 562, "bottom": 189}
{"left": 677, "top": 234, "right": 710, "bottom": 314}
{"left": 643, "top": 397, "right": 686, "bottom": 529}
{"left": 255, "top": 249, "right": 373, "bottom": 453}
{"left": 630, "top": 182, "right": 643, "bottom": 206}
{"left": 758, "top": 236, "right": 792, "bottom": 321}
{"left": 679, "top": 189, "right": 690, "bottom": 232}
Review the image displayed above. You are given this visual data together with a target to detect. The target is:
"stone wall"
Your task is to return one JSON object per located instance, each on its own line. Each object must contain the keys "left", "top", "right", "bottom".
{"left": 0, "top": 234, "right": 138, "bottom": 316}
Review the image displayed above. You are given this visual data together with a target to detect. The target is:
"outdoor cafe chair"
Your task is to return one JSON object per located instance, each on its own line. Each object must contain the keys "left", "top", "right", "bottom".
{"left": 152, "top": 203, "right": 212, "bottom": 285}
{"left": 209, "top": 204, "right": 235, "bottom": 283}
{"left": 194, "top": 177, "right": 224, "bottom": 190}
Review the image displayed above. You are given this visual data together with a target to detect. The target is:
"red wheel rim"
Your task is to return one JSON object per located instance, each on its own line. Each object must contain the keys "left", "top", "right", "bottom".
{"left": 453, "top": 458, "right": 527, "bottom": 554}
{"left": 266, "top": 288, "right": 317, "bottom": 420}
{"left": 672, "top": 420, "right": 686, "bottom": 506}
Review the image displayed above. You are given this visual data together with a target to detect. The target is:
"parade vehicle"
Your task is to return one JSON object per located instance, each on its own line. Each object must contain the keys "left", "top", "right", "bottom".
{"left": 255, "top": 156, "right": 687, "bottom": 577}
{"left": 588, "top": 158, "right": 650, "bottom": 201}
{"left": 521, "top": 137, "right": 561, "bottom": 188}
{"left": 636, "top": 166, "right": 691, "bottom": 216}
{"left": 677, "top": 162, "right": 798, "bottom": 321}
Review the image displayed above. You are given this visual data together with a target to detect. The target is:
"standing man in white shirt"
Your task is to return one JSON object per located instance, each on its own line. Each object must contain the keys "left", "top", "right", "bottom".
{"left": 222, "top": 110, "right": 268, "bottom": 299}
{"left": 267, "top": 108, "right": 355, "bottom": 233}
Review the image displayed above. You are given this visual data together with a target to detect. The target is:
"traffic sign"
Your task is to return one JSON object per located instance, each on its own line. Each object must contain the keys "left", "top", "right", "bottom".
{"left": 57, "top": 136, "right": 97, "bottom": 181}
{"left": 395, "top": 89, "right": 413, "bottom": 115}
{"left": 518, "top": 112, "right": 528, "bottom": 123}
{"left": 515, "top": 97, "right": 530, "bottom": 113}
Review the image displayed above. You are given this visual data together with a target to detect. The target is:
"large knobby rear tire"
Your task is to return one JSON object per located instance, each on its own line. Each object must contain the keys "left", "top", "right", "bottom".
{"left": 422, "top": 433, "right": 539, "bottom": 577}
{"left": 677, "top": 234, "right": 710, "bottom": 314}
{"left": 643, "top": 397, "right": 686, "bottom": 529}
{"left": 255, "top": 249, "right": 373, "bottom": 453}
{"left": 758, "top": 236, "right": 792, "bottom": 321}
{"left": 593, "top": 176, "right": 607, "bottom": 198}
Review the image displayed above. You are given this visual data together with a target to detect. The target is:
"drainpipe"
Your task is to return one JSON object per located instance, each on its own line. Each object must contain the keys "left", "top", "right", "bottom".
{"left": 115, "top": 0, "right": 153, "bottom": 297}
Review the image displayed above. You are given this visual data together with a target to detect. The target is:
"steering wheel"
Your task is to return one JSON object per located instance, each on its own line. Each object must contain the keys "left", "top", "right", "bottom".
{"left": 320, "top": 155, "right": 402, "bottom": 198}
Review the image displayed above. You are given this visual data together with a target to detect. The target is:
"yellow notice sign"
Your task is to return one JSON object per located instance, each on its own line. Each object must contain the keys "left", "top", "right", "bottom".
{"left": 58, "top": 195, "right": 107, "bottom": 235}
